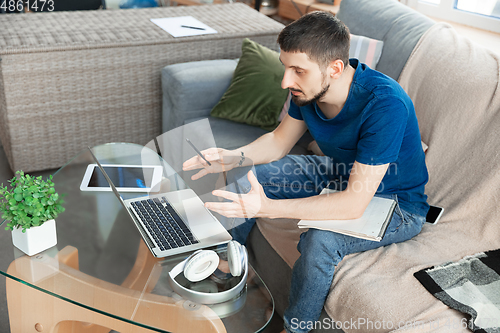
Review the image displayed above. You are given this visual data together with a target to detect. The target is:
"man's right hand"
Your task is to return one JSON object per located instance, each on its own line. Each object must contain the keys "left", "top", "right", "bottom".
{"left": 182, "top": 148, "right": 242, "bottom": 180}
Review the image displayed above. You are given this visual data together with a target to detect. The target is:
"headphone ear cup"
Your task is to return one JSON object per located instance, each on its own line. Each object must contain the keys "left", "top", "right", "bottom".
{"left": 184, "top": 250, "right": 220, "bottom": 282}
{"left": 227, "top": 241, "right": 242, "bottom": 277}
{"left": 239, "top": 243, "right": 247, "bottom": 275}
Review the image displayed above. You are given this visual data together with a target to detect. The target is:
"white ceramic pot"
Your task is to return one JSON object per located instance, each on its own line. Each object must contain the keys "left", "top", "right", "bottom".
{"left": 11, "top": 219, "right": 58, "bottom": 256}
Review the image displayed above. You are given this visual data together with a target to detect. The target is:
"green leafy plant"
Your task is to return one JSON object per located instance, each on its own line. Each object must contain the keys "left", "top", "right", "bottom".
{"left": 0, "top": 171, "right": 65, "bottom": 232}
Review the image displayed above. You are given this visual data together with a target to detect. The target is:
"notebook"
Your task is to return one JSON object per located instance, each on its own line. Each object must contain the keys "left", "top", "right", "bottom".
{"left": 297, "top": 188, "right": 396, "bottom": 241}
{"left": 88, "top": 147, "right": 232, "bottom": 258}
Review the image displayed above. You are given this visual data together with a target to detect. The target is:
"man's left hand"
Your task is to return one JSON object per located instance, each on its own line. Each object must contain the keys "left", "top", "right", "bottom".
{"left": 205, "top": 170, "right": 272, "bottom": 218}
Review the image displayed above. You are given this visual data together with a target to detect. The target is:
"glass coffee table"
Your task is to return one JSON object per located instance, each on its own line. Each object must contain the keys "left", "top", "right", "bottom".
{"left": 0, "top": 143, "right": 274, "bottom": 333}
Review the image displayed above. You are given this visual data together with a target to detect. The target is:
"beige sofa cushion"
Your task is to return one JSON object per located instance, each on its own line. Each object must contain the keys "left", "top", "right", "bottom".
{"left": 257, "top": 22, "right": 500, "bottom": 332}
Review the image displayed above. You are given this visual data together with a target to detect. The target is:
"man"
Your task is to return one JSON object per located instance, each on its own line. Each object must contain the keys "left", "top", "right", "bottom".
{"left": 183, "top": 11, "right": 429, "bottom": 333}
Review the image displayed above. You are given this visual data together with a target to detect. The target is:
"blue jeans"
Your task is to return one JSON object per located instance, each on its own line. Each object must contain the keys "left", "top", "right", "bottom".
{"left": 225, "top": 155, "right": 426, "bottom": 333}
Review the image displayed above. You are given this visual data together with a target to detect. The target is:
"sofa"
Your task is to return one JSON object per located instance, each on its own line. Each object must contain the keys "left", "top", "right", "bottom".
{"left": 161, "top": 0, "right": 500, "bottom": 331}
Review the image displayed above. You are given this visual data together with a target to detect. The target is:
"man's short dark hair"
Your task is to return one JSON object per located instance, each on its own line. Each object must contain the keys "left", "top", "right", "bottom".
{"left": 278, "top": 11, "right": 350, "bottom": 70}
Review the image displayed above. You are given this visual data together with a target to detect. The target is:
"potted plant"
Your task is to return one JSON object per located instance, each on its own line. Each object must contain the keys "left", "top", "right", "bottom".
{"left": 0, "top": 171, "right": 65, "bottom": 256}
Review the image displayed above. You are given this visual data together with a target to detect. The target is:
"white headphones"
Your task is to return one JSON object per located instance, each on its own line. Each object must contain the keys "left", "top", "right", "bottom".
{"left": 167, "top": 240, "right": 248, "bottom": 305}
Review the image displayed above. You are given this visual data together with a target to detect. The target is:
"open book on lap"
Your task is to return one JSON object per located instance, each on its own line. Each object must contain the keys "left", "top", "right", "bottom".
{"left": 297, "top": 188, "right": 396, "bottom": 242}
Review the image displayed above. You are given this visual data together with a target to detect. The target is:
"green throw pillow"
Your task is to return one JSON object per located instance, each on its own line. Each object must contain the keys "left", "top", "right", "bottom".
{"left": 210, "top": 38, "right": 288, "bottom": 131}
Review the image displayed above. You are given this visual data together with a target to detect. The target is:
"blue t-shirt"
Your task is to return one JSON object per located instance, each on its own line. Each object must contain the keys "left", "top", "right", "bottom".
{"left": 288, "top": 59, "right": 429, "bottom": 216}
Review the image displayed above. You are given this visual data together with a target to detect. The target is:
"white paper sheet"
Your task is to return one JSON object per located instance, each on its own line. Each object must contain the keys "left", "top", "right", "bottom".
{"left": 150, "top": 16, "right": 217, "bottom": 38}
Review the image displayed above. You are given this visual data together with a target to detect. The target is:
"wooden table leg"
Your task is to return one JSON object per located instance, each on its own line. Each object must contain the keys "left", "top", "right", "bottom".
{"left": 6, "top": 246, "right": 226, "bottom": 333}
{"left": 121, "top": 240, "right": 162, "bottom": 292}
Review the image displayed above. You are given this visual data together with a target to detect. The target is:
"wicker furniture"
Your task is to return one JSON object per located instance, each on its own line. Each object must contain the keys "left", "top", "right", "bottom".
{"left": 0, "top": 4, "right": 283, "bottom": 172}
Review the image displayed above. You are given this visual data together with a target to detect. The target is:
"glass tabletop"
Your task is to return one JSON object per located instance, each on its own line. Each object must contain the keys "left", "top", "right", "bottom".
{"left": 0, "top": 142, "right": 273, "bottom": 333}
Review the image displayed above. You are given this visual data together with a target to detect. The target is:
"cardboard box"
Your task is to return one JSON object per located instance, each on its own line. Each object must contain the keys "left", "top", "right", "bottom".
{"left": 278, "top": 0, "right": 340, "bottom": 20}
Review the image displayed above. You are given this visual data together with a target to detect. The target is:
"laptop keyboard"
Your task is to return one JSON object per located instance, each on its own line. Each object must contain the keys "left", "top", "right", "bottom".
{"left": 131, "top": 197, "right": 199, "bottom": 251}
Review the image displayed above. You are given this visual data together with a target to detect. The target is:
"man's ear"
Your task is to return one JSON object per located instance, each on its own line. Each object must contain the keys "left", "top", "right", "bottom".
{"left": 328, "top": 59, "right": 345, "bottom": 79}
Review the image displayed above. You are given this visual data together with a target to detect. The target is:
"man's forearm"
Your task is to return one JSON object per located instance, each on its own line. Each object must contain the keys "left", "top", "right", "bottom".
{"left": 256, "top": 161, "right": 387, "bottom": 221}
{"left": 265, "top": 190, "right": 366, "bottom": 221}
{"left": 233, "top": 132, "right": 291, "bottom": 166}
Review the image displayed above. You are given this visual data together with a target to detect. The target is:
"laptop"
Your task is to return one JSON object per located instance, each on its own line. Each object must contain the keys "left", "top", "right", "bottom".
{"left": 88, "top": 147, "right": 232, "bottom": 258}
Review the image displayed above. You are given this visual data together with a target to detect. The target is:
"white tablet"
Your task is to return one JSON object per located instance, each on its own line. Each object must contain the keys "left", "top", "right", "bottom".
{"left": 80, "top": 164, "right": 163, "bottom": 192}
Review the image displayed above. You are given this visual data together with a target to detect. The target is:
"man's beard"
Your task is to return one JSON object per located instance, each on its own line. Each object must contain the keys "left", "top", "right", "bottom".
{"left": 290, "top": 83, "right": 330, "bottom": 107}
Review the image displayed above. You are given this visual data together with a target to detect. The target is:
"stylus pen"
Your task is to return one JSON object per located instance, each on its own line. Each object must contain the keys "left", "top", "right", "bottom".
{"left": 181, "top": 25, "right": 206, "bottom": 31}
{"left": 186, "top": 138, "right": 212, "bottom": 166}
